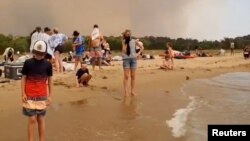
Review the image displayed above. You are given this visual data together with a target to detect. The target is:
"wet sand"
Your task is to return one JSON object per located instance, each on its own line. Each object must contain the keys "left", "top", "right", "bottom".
{"left": 0, "top": 53, "right": 249, "bottom": 141}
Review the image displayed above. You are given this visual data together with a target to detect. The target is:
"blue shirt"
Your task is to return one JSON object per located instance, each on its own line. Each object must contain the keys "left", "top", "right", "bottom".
{"left": 74, "top": 36, "right": 84, "bottom": 53}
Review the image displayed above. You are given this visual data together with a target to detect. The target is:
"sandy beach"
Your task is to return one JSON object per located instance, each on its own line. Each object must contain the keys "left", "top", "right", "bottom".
{"left": 0, "top": 52, "right": 249, "bottom": 141}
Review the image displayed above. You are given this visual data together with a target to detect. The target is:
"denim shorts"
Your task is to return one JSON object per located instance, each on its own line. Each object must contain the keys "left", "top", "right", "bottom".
{"left": 23, "top": 108, "right": 46, "bottom": 117}
{"left": 74, "top": 52, "right": 83, "bottom": 58}
{"left": 123, "top": 58, "right": 137, "bottom": 69}
{"left": 22, "top": 97, "right": 47, "bottom": 117}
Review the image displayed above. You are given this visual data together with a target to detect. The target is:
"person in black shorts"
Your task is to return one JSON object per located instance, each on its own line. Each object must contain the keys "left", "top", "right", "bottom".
{"left": 75, "top": 63, "right": 92, "bottom": 87}
{"left": 51, "top": 28, "right": 68, "bottom": 72}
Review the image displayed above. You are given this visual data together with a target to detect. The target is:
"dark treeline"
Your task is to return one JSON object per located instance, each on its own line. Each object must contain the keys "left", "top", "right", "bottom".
{"left": 1, "top": 33, "right": 250, "bottom": 54}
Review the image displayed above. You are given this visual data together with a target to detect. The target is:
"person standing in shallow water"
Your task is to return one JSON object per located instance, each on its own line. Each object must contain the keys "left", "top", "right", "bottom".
{"left": 122, "top": 29, "right": 144, "bottom": 97}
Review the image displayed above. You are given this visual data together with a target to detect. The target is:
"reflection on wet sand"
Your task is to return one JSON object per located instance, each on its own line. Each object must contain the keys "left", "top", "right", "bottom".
{"left": 120, "top": 97, "right": 139, "bottom": 120}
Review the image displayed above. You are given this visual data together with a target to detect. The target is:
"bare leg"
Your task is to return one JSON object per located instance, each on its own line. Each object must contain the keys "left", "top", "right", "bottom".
{"left": 123, "top": 69, "right": 130, "bottom": 97}
{"left": 54, "top": 51, "right": 60, "bottom": 73}
{"left": 79, "top": 74, "right": 92, "bottom": 85}
{"left": 98, "top": 57, "right": 103, "bottom": 69}
{"left": 74, "top": 58, "right": 79, "bottom": 71}
{"left": 59, "top": 54, "right": 64, "bottom": 72}
{"left": 91, "top": 57, "right": 96, "bottom": 70}
{"left": 37, "top": 116, "right": 45, "bottom": 141}
{"left": 130, "top": 69, "right": 136, "bottom": 96}
{"left": 28, "top": 116, "right": 36, "bottom": 141}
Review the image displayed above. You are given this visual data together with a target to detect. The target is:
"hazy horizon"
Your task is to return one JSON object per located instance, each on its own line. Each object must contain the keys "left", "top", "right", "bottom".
{"left": 0, "top": 0, "right": 249, "bottom": 40}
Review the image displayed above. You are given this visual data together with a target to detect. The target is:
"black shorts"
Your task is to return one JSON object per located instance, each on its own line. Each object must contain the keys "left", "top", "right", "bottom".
{"left": 54, "top": 45, "right": 64, "bottom": 54}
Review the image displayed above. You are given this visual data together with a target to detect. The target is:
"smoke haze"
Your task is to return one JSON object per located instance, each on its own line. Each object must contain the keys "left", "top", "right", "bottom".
{"left": 1, "top": 0, "right": 248, "bottom": 40}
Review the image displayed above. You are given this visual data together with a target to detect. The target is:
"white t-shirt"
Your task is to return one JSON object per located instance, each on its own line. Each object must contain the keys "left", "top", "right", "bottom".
{"left": 30, "top": 32, "right": 44, "bottom": 52}
{"left": 42, "top": 33, "right": 54, "bottom": 58}
{"left": 91, "top": 28, "right": 100, "bottom": 40}
{"left": 230, "top": 42, "right": 235, "bottom": 49}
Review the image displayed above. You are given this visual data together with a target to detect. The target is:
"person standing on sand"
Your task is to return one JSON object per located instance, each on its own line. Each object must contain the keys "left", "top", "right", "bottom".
{"left": 167, "top": 42, "right": 174, "bottom": 69}
{"left": 230, "top": 41, "right": 235, "bottom": 56}
{"left": 21, "top": 40, "right": 53, "bottom": 141}
{"left": 50, "top": 28, "right": 68, "bottom": 73}
{"left": 42, "top": 27, "right": 54, "bottom": 63}
{"left": 122, "top": 29, "right": 144, "bottom": 97}
{"left": 30, "top": 27, "right": 43, "bottom": 52}
{"left": 89, "top": 24, "right": 103, "bottom": 70}
{"left": 72, "top": 30, "right": 85, "bottom": 71}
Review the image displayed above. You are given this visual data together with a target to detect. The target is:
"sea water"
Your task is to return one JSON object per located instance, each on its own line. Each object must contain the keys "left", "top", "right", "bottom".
{"left": 167, "top": 72, "right": 250, "bottom": 141}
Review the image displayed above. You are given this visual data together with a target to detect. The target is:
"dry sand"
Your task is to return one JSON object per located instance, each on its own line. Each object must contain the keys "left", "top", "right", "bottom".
{"left": 0, "top": 53, "right": 249, "bottom": 141}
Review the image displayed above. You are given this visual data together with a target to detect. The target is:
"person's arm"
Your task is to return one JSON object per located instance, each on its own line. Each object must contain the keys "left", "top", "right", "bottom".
{"left": 47, "top": 76, "right": 52, "bottom": 106}
{"left": 122, "top": 40, "right": 126, "bottom": 55}
{"left": 21, "top": 75, "right": 27, "bottom": 102}
{"left": 21, "top": 61, "right": 29, "bottom": 102}
{"left": 72, "top": 37, "right": 82, "bottom": 46}
{"left": 135, "top": 41, "right": 144, "bottom": 57}
{"left": 46, "top": 63, "right": 53, "bottom": 106}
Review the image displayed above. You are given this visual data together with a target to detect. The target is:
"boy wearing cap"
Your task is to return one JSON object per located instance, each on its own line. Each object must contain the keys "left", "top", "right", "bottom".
{"left": 21, "top": 40, "right": 53, "bottom": 141}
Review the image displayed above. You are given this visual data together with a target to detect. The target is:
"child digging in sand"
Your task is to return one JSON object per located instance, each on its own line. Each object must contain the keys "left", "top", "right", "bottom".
{"left": 21, "top": 40, "right": 53, "bottom": 141}
{"left": 76, "top": 63, "right": 92, "bottom": 87}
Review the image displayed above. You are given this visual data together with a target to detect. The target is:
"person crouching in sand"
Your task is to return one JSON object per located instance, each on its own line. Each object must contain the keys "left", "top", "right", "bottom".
{"left": 160, "top": 54, "right": 173, "bottom": 70}
{"left": 76, "top": 63, "right": 92, "bottom": 87}
{"left": 122, "top": 29, "right": 144, "bottom": 97}
{"left": 21, "top": 40, "right": 53, "bottom": 141}
{"left": 160, "top": 42, "right": 174, "bottom": 70}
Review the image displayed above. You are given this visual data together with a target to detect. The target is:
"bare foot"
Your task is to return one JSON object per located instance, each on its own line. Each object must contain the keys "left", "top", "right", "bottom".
{"left": 131, "top": 92, "right": 137, "bottom": 97}
{"left": 124, "top": 93, "right": 130, "bottom": 97}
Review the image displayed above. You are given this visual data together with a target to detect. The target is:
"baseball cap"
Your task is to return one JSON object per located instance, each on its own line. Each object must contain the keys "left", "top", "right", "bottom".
{"left": 33, "top": 40, "right": 47, "bottom": 54}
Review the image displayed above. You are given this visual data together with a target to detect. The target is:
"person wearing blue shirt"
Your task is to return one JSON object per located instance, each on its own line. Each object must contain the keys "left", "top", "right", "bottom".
{"left": 72, "top": 30, "right": 85, "bottom": 71}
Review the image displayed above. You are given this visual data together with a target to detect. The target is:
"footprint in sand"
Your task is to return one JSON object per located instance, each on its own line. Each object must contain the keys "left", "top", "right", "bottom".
{"left": 101, "top": 86, "right": 108, "bottom": 90}
{"left": 102, "top": 76, "right": 108, "bottom": 79}
{"left": 112, "top": 96, "right": 122, "bottom": 101}
{"left": 70, "top": 99, "right": 88, "bottom": 106}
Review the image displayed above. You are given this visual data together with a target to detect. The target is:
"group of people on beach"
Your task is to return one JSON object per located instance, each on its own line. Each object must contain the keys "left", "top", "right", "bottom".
{"left": 8, "top": 23, "right": 249, "bottom": 141}
{"left": 21, "top": 27, "right": 144, "bottom": 141}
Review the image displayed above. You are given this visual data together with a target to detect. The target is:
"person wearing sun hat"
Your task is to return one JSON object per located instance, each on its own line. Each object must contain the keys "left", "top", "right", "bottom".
{"left": 21, "top": 40, "right": 53, "bottom": 141}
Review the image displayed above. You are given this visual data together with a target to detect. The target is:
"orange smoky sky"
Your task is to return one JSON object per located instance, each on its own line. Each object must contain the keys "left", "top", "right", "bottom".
{"left": 0, "top": 0, "right": 248, "bottom": 40}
